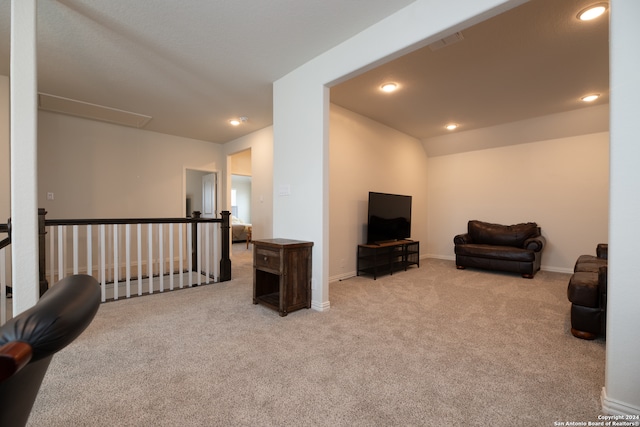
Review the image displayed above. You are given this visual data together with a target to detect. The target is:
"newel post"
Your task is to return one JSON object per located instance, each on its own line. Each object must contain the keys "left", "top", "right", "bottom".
{"left": 38, "top": 208, "right": 48, "bottom": 296}
{"left": 219, "top": 210, "right": 231, "bottom": 281}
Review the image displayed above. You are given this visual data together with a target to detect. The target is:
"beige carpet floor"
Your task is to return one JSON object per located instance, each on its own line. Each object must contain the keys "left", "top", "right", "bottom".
{"left": 27, "top": 244, "right": 605, "bottom": 426}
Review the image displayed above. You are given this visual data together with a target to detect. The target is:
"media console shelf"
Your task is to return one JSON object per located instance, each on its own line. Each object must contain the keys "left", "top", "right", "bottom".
{"left": 253, "top": 239, "right": 313, "bottom": 316}
{"left": 357, "top": 240, "right": 419, "bottom": 280}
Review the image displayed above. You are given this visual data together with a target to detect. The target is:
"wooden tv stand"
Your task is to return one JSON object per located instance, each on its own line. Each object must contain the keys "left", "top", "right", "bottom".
{"left": 357, "top": 240, "right": 419, "bottom": 280}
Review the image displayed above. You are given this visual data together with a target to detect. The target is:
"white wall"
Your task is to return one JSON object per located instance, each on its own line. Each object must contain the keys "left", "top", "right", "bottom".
{"left": 0, "top": 76, "right": 9, "bottom": 287}
{"left": 37, "top": 111, "right": 223, "bottom": 219}
{"left": 329, "top": 104, "right": 428, "bottom": 280}
{"left": 0, "top": 76, "right": 9, "bottom": 221}
{"left": 222, "top": 126, "right": 273, "bottom": 241}
{"left": 426, "top": 126, "right": 609, "bottom": 272}
{"left": 424, "top": 104, "right": 609, "bottom": 157}
{"left": 230, "top": 149, "right": 252, "bottom": 176}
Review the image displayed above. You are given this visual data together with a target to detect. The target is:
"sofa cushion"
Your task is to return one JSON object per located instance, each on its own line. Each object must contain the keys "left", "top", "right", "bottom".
{"left": 455, "top": 244, "right": 536, "bottom": 262}
{"left": 468, "top": 220, "right": 539, "bottom": 247}
{"left": 567, "top": 272, "right": 599, "bottom": 307}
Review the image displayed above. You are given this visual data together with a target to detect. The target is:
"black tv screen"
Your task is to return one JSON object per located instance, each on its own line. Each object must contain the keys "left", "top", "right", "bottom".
{"left": 367, "top": 192, "right": 412, "bottom": 244}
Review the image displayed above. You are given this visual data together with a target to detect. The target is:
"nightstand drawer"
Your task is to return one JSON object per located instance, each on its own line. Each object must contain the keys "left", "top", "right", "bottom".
{"left": 255, "top": 247, "right": 281, "bottom": 272}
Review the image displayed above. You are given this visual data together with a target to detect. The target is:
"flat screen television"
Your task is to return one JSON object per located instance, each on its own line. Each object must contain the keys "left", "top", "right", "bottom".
{"left": 367, "top": 192, "right": 412, "bottom": 244}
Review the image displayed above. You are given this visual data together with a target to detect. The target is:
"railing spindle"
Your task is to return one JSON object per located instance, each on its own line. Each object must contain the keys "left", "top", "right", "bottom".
{"left": 57, "top": 225, "right": 64, "bottom": 281}
{"left": 113, "top": 224, "right": 119, "bottom": 300}
{"left": 197, "top": 223, "right": 202, "bottom": 286}
{"left": 125, "top": 224, "right": 131, "bottom": 299}
{"left": 213, "top": 221, "right": 220, "bottom": 281}
{"left": 87, "top": 224, "right": 92, "bottom": 276}
{"left": 48, "top": 226, "right": 54, "bottom": 283}
{"left": 73, "top": 225, "right": 79, "bottom": 274}
{"left": 205, "top": 223, "right": 211, "bottom": 283}
{"left": 169, "top": 223, "right": 174, "bottom": 291}
{"left": 137, "top": 224, "right": 142, "bottom": 296}
{"left": 148, "top": 223, "right": 153, "bottom": 294}
{"left": 179, "top": 224, "right": 184, "bottom": 289}
{"left": 159, "top": 223, "right": 164, "bottom": 292}
{"left": 100, "top": 224, "right": 106, "bottom": 302}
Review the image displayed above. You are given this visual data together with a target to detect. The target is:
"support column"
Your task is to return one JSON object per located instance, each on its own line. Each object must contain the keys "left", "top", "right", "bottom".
{"left": 10, "top": 0, "right": 39, "bottom": 314}
{"left": 602, "top": 0, "right": 640, "bottom": 415}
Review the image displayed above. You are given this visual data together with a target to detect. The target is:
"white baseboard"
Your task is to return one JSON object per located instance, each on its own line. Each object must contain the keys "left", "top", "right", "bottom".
{"left": 425, "top": 254, "right": 455, "bottom": 261}
{"left": 601, "top": 387, "right": 640, "bottom": 416}
{"left": 311, "top": 300, "right": 330, "bottom": 312}
{"left": 329, "top": 271, "right": 357, "bottom": 283}
{"left": 540, "top": 265, "right": 573, "bottom": 274}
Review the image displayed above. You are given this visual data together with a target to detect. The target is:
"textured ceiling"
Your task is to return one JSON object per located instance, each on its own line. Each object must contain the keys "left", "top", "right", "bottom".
{"left": 0, "top": 0, "right": 416, "bottom": 143}
{"left": 331, "top": 0, "right": 609, "bottom": 140}
{"left": 0, "top": 0, "right": 609, "bottom": 144}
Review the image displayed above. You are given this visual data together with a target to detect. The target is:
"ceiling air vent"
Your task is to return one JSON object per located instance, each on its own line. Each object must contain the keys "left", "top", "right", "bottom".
{"left": 428, "top": 32, "right": 464, "bottom": 51}
{"left": 38, "top": 93, "right": 152, "bottom": 128}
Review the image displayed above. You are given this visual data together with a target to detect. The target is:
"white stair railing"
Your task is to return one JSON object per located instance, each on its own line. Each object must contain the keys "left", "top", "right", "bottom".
{"left": 1, "top": 212, "right": 230, "bottom": 324}
{"left": 44, "top": 218, "right": 226, "bottom": 303}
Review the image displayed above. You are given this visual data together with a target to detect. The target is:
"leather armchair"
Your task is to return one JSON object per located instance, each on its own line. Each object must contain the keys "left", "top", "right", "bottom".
{"left": 454, "top": 220, "right": 546, "bottom": 278}
{"left": 0, "top": 274, "right": 101, "bottom": 426}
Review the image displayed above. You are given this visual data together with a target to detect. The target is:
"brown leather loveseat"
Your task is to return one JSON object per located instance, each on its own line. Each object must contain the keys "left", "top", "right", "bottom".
{"left": 454, "top": 220, "right": 546, "bottom": 278}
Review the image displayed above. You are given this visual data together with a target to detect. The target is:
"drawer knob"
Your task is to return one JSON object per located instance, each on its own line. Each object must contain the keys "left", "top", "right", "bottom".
{"left": 263, "top": 256, "right": 268, "bottom": 261}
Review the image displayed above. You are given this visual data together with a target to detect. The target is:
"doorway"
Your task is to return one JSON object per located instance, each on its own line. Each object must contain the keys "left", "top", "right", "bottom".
{"left": 231, "top": 174, "right": 252, "bottom": 223}
{"left": 228, "top": 149, "right": 252, "bottom": 252}
{"left": 185, "top": 169, "right": 219, "bottom": 218}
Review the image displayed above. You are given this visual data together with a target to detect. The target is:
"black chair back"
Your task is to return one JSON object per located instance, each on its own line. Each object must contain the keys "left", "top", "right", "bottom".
{"left": 0, "top": 274, "right": 101, "bottom": 426}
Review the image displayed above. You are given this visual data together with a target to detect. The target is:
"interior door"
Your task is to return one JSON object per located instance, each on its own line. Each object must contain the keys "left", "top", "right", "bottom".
{"left": 202, "top": 173, "right": 217, "bottom": 218}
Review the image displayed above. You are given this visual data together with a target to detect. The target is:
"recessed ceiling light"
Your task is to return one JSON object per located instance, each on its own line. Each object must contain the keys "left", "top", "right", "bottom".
{"left": 581, "top": 94, "right": 600, "bottom": 102}
{"left": 445, "top": 123, "right": 458, "bottom": 131}
{"left": 229, "top": 116, "right": 248, "bottom": 126}
{"left": 577, "top": 3, "right": 608, "bottom": 21}
{"left": 380, "top": 83, "right": 398, "bottom": 93}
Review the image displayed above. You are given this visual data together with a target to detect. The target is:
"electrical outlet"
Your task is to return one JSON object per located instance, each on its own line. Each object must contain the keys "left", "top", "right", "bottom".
{"left": 47, "top": 192, "right": 54, "bottom": 200}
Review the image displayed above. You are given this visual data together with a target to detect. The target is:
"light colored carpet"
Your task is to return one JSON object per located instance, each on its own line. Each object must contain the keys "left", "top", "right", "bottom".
{"left": 27, "top": 245, "right": 605, "bottom": 426}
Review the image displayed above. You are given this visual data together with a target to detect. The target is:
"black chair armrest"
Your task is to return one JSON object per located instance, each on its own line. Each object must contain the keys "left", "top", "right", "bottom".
{"left": 454, "top": 233, "right": 471, "bottom": 245}
{"left": 0, "top": 342, "right": 32, "bottom": 382}
{"left": 0, "top": 274, "right": 100, "bottom": 364}
{"left": 524, "top": 235, "right": 545, "bottom": 252}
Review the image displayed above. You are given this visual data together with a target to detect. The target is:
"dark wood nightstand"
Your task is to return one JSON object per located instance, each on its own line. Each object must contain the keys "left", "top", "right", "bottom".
{"left": 253, "top": 239, "right": 313, "bottom": 316}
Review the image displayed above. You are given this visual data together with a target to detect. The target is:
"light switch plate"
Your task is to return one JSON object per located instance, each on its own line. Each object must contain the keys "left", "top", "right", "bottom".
{"left": 278, "top": 184, "right": 291, "bottom": 196}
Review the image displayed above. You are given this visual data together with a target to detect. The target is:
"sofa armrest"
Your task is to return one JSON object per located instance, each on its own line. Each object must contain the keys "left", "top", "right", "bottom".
{"left": 524, "top": 235, "right": 545, "bottom": 252}
{"left": 597, "top": 243, "right": 608, "bottom": 260}
{"left": 454, "top": 233, "right": 471, "bottom": 245}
